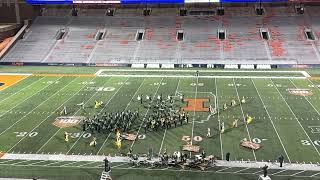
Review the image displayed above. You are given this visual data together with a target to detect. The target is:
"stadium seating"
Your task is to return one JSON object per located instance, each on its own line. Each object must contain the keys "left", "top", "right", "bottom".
{"left": 2, "top": 6, "right": 320, "bottom": 66}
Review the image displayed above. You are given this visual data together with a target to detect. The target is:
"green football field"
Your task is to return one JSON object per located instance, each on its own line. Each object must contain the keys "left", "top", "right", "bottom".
{"left": 1, "top": 66, "right": 320, "bottom": 179}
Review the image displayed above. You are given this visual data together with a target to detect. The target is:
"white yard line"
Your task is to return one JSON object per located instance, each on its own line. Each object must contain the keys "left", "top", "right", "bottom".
{"left": 215, "top": 78, "right": 224, "bottom": 160}
{"left": 97, "top": 133, "right": 111, "bottom": 155}
{"left": 66, "top": 78, "right": 130, "bottom": 154}
{"left": 271, "top": 79, "right": 320, "bottom": 158}
{"left": 28, "top": 160, "right": 46, "bottom": 166}
{"left": 290, "top": 170, "right": 305, "bottom": 176}
{"left": 0, "top": 77, "right": 49, "bottom": 120}
{"left": 190, "top": 76, "right": 198, "bottom": 147}
{"left": 251, "top": 79, "right": 291, "bottom": 163}
{"left": 311, "top": 171, "right": 320, "bottom": 177}
{"left": 290, "top": 79, "right": 320, "bottom": 116}
{"left": 0, "top": 77, "right": 62, "bottom": 137}
{"left": 61, "top": 161, "right": 79, "bottom": 167}
{"left": 78, "top": 161, "right": 98, "bottom": 167}
{"left": 96, "top": 78, "right": 146, "bottom": 155}
{"left": 233, "top": 167, "right": 250, "bottom": 173}
{"left": 130, "top": 78, "right": 164, "bottom": 149}
{"left": 158, "top": 78, "right": 181, "bottom": 155}
{"left": 43, "top": 161, "right": 61, "bottom": 166}
{"left": 7, "top": 77, "right": 80, "bottom": 152}
{"left": 35, "top": 76, "right": 101, "bottom": 153}
{"left": 271, "top": 169, "right": 287, "bottom": 175}
{"left": 10, "top": 160, "right": 30, "bottom": 165}
{"left": 216, "top": 166, "right": 232, "bottom": 172}
{"left": 0, "top": 76, "right": 44, "bottom": 104}
{"left": 232, "top": 78, "right": 257, "bottom": 161}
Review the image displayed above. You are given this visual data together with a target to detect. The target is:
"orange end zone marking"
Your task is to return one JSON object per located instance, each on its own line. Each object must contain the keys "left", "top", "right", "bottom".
{"left": 0, "top": 75, "right": 28, "bottom": 91}
{"left": 32, "top": 74, "right": 95, "bottom": 77}
{"left": 181, "top": 98, "right": 209, "bottom": 112}
{"left": 0, "top": 152, "right": 5, "bottom": 159}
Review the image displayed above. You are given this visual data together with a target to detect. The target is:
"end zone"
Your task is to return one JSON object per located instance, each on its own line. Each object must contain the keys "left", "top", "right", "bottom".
{"left": 0, "top": 73, "right": 31, "bottom": 91}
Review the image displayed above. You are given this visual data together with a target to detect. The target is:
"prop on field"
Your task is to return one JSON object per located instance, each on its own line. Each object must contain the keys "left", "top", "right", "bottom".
{"left": 240, "top": 138, "right": 261, "bottom": 150}
{"left": 183, "top": 144, "right": 200, "bottom": 153}
{"left": 94, "top": 100, "right": 104, "bottom": 109}
{"left": 121, "top": 133, "right": 137, "bottom": 141}
{"left": 53, "top": 116, "right": 85, "bottom": 128}
{"left": 287, "top": 88, "right": 312, "bottom": 96}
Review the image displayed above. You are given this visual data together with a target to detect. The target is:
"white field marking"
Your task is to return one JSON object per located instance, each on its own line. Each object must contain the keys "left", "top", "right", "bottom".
{"left": 43, "top": 161, "right": 61, "bottom": 166}
{"left": 0, "top": 76, "right": 48, "bottom": 120}
{"left": 7, "top": 77, "right": 81, "bottom": 152}
{"left": 252, "top": 170, "right": 263, "bottom": 174}
{"left": 0, "top": 77, "right": 63, "bottom": 137}
{"left": 290, "top": 170, "right": 305, "bottom": 176}
{"left": 215, "top": 166, "right": 233, "bottom": 172}
{"left": 232, "top": 78, "right": 257, "bottom": 161}
{"left": 28, "top": 160, "right": 46, "bottom": 165}
{"left": 61, "top": 161, "right": 79, "bottom": 167}
{"left": 110, "top": 162, "right": 128, "bottom": 168}
{"left": 252, "top": 79, "right": 291, "bottom": 163}
{"left": 10, "top": 160, "right": 30, "bottom": 165}
{"left": 97, "top": 74, "right": 307, "bottom": 79}
{"left": 35, "top": 76, "right": 100, "bottom": 153}
{"left": 78, "top": 161, "right": 98, "bottom": 167}
{"left": 232, "top": 167, "right": 250, "bottom": 173}
{"left": 271, "top": 169, "right": 287, "bottom": 175}
{"left": 290, "top": 79, "right": 320, "bottom": 116}
{"left": 96, "top": 78, "right": 146, "bottom": 155}
{"left": 96, "top": 133, "right": 111, "bottom": 155}
{"left": 158, "top": 78, "right": 181, "bottom": 155}
{"left": 0, "top": 76, "right": 44, "bottom": 104}
{"left": 310, "top": 171, "right": 320, "bottom": 177}
{"left": 96, "top": 69, "right": 309, "bottom": 75}
{"left": 215, "top": 78, "right": 224, "bottom": 160}
{"left": 0, "top": 159, "right": 15, "bottom": 164}
{"left": 190, "top": 76, "right": 198, "bottom": 148}
{"left": 130, "top": 78, "right": 164, "bottom": 149}
{"left": 66, "top": 77, "right": 130, "bottom": 154}
{"left": 193, "top": 93, "right": 216, "bottom": 124}
{"left": 271, "top": 79, "right": 320, "bottom": 158}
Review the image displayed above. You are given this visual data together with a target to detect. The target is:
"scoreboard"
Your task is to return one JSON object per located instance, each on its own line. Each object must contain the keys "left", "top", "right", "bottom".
{"left": 25, "top": 0, "right": 314, "bottom": 3}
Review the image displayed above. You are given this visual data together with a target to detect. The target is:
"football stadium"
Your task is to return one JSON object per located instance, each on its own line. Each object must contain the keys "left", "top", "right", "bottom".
{"left": 1, "top": 0, "right": 320, "bottom": 179}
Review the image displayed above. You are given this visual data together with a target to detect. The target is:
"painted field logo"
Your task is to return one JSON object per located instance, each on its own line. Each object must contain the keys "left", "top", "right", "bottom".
{"left": 53, "top": 116, "right": 85, "bottom": 128}
{"left": 287, "top": 88, "right": 312, "bottom": 96}
{"left": 182, "top": 98, "right": 209, "bottom": 112}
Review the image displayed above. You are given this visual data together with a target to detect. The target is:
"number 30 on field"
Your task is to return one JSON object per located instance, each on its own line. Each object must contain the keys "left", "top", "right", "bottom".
{"left": 14, "top": 132, "right": 38, "bottom": 137}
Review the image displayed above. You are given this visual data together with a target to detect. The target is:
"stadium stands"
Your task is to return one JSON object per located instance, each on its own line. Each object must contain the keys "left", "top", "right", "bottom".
{"left": 2, "top": 6, "right": 320, "bottom": 66}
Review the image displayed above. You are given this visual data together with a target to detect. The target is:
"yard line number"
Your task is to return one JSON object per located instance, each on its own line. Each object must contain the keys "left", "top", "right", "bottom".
{"left": 301, "top": 140, "right": 320, "bottom": 146}
{"left": 14, "top": 132, "right": 38, "bottom": 137}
